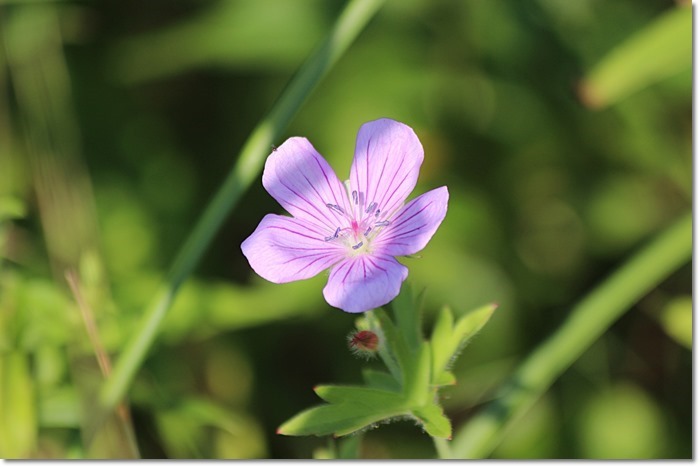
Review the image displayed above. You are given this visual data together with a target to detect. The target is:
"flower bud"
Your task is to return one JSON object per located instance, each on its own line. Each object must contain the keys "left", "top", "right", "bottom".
{"left": 347, "top": 329, "right": 380, "bottom": 359}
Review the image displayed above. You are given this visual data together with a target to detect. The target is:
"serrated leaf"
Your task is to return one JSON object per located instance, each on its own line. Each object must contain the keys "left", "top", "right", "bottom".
{"left": 432, "top": 303, "right": 497, "bottom": 377}
{"left": 430, "top": 306, "right": 455, "bottom": 382}
{"left": 362, "top": 369, "right": 401, "bottom": 392}
{"left": 413, "top": 403, "right": 452, "bottom": 439}
{"left": 277, "top": 400, "right": 408, "bottom": 437}
{"left": 579, "top": 6, "right": 691, "bottom": 109}
{"left": 452, "top": 303, "right": 497, "bottom": 349}
{"left": 279, "top": 386, "right": 409, "bottom": 437}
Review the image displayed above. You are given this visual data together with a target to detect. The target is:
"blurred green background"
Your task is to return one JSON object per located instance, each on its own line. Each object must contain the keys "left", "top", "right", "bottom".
{"left": 0, "top": 0, "right": 691, "bottom": 459}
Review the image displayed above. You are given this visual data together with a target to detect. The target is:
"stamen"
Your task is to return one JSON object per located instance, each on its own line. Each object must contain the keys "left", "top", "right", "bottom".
{"left": 352, "top": 241, "right": 364, "bottom": 250}
{"left": 358, "top": 192, "right": 365, "bottom": 209}
{"left": 324, "top": 227, "right": 341, "bottom": 241}
{"left": 352, "top": 190, "right": 358, "bottom": 205}
{"left": 364, "top": 226, "right": 372, "bottom": 236}
{"left": 375, "top": 209, "right": 380, "bottom": 217}
{"left": 365, "top": 202, "right": 377, "bottom": 214}
{"left": 326, "top": 203, "right": 345, "bottom": 215}
{"left": 375, "top": 220, "right": 391, "bottom": 227}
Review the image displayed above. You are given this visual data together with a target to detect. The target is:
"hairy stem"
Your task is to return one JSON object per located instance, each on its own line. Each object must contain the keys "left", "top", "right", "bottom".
{"left": 100, "top": 0, "right": 386, "bottom": 412}
{"left": 451, "top": 212, "right": 691, "bottom": 458}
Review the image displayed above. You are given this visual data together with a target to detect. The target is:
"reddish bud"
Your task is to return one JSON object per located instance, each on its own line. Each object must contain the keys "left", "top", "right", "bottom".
{"left": 347, "top": 329, "right": 380, "bottom": 359}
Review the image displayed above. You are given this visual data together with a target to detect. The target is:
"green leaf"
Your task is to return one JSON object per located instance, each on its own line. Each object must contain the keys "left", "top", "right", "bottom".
{"left": 38, "top": 386, "right": 80, "bottom": 428}
{"left": 0, "top": 196, "right": 26, "bottom": 221}
{"left": 277, "top": 400, "right": 408, "bottom": 437}
{"left": 579, "top": 6, "right": 691, "bottom": 109}
{"left": 0, "top": 353, "right": 37, "bottom": 458}
{"left": 434, "top": 371, "right": 457, "bottom": 387}
{"left": 430, "top": 306, "right": 455, "bottom": 382}
{"left": 413, "top": 403, "right": 452, "bottom": 439}
{"left": 659, "top": 295, "right": 692, "bottom": 349}
{"left": 432, "top": 303, "right": 497, "bottom": 379}
{"left": 362, "top": 369, "right": 401, "bottom": 392}
{"left": 390, "top": 282, "right": 422, "bottom": 351}
{"left": 403, "top": 342, "right": 432, "bottom": 407}
{"left": 452, "top": 303, "right": 497, "bottom": 347}
{"left": 314, "top": 385, "right": 403, "bottom": 405}
{"left": 370, "top": 309, "right": 406, "bottom": 382}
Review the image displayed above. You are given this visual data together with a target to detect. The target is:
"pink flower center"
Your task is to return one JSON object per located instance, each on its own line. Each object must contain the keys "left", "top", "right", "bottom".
{"left": 323, "top": 188, "right": 392, "bottom": 255}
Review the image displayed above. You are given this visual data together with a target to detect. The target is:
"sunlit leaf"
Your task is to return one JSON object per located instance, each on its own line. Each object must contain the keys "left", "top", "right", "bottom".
{"left": 0, "top": 353, "right": 37, "bottom": 458}
{"left": 659, "top": 295, "right": 692, "bottom": 350}
{"left": 0, "top": 196, "right": 25, "bottom": 221}
{"left": 277, "top": 392, "right": 409, "bottom": 438}
{"left": 579, "top": 6, "right": 691, "bottom": 109}
{"left": 412, "top": 403, "right": 452, "bottom": 439}
{"left": 430, "top": 306, "right": 455, "bottom": 382}
{"left": 452, "top": 303, "right": 497, "bottom": 347}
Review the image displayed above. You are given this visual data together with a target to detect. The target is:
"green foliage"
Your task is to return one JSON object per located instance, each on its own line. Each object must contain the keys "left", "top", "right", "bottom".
{"left": 658, "top": 295, "right": 692, "bottom": 350}
{"left": 278, "top": 287, "right": 494, "bottom": 441}
{"left": 0, "top": 0, "right": 691, "bottom": 459}
{"left": 580, "top": 6, "right": 691, "bottom": 108}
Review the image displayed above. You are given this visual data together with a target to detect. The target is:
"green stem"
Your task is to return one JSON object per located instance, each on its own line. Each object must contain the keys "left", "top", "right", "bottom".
{"left": 365, "top": 310, "right": 402, "bottom": 382}
{"left": 99, "top": 0, "right": 386, "bottom": 412}
{"left": 433, "top": 437, "right": 453, "bottom": 459}
{"left": 451, "top": 212, "right": 692, "bottom": 459}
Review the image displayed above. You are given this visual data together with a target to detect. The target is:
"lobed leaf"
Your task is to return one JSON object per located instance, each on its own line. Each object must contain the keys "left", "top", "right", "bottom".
{"left": 412, "top": 403, "right": 452, "bottom": 439}
{"left": 277, "top": 400, "right": 408, "bottom": 437}
{"left": 362, "top": 369, "right": 401, "bottom": 392}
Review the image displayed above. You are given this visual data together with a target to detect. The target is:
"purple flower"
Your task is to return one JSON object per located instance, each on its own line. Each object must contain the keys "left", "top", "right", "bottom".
{"left": 241, "top": 118, "right": 449, "bottom": 313}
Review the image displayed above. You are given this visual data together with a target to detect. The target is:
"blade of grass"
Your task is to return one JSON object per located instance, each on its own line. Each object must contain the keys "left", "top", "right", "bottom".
{"left": 451, "top": 212, "right": 691, "bottom": 458}
{"left": 100, "top": 0, "right": 386, "bottom": 412}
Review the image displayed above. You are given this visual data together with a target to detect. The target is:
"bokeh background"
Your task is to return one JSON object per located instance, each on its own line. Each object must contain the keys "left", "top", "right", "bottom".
{"left": 0, "top": 0, "right": 691, "bottom": 459}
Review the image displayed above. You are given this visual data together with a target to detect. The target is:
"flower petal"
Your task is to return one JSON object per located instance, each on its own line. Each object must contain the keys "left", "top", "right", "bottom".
{"left": 374, "top": 186, "right": 449, "bottom": 256}
{"left": 323, "top": 254, "right": 408, "bottom": 313}
{"left": 349, "top": 119, "right": 424, "bottom": 221}
{"left": 241, "top": 214, "right": 345, "bottom": 283}
{"left": 263, "top": 137, "right": 350, "bottom": 233}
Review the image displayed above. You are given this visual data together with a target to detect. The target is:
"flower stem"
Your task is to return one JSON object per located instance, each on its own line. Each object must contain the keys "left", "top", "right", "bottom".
{"left": 451, "top": 211, "right": 692, "bottom": 459}
{"left": 433, "top": 437, "right": 453, "bottom": 459}
{"left": 99, "top": 0, "right": 386, "bottom": 413}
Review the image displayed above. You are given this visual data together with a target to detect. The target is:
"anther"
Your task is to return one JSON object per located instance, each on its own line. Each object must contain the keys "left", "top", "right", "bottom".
{"left": 375, "top": 209, "right": 380, "bottom": 217}
{"left": 326, "top": 203, "right": 345, "bottom": 215}
{"left": 325, "top": 227, "right": 341, "bottom": 241}
{"left": 352, "top": 190, "right": 358, "bottom": 205}
{"left": 352, "top": 241, "right": 364, "bottom": 250}
{"left": 365, "top": 202, "right": 377, "bottom": 214}
{"left": 364, "top": 226, "right": 372, "bottom": 236}
{"left": 375, "top": 220, "right": 390, "bottom": 227}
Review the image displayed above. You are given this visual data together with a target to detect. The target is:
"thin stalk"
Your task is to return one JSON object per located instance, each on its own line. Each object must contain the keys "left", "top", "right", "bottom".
{"left": 365, "top": 310, "right": 402, "bottom": 382}
{"left": 451, "top": 212, "right": 692, "bottom": 458}
{"left": 433, "top": 437, "right": 453, "bottom": 459}
{"left": 100, "top": 0, "right": 386, "bottom": 412}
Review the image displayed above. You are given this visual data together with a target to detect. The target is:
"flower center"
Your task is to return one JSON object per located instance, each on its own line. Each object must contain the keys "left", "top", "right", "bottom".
{"left": 323, "top": 185, "right": 392, "bottom": 256}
